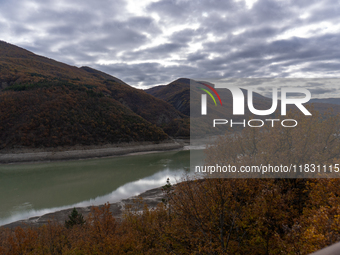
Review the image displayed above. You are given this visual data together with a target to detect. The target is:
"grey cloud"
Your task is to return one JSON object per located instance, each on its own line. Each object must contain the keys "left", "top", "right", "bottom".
{"left": 1, "top": 0, "right": 340, "bottom": 93}
{"left": 187, "top": 52, "right": 208, "bottom": 62}
{"left": 125, "top": 17, "right": 161, "bottom": 35}
{"left": 100, "top": 24, "right": 148, "bottom": 48}
{"left": 302, "top": 2, "right": 340, "bottom": 23}
{"left": 302, "top": 62, "right": 340, "bottom": 73}
{"left": 169, "top": 29, "right": 200, "bottom": 44}
{"left": 147, "top": 0, "right": 192, "bottom": 21}
{"left": 48, "top": 26, "right": 77, "bottom": 37}
{"left": 121, "top": 43, "right": 186, "bottom": 61}
{"left": 307, "top": 82, "right": 324, "bottom": 87}
{"left": 195, "top": 31, "right": 340, "bottom": 80}
{"left": 93, "top": 62, "right": 197, "bottom": 87}
{"left": 257, "top": 87, "right": 267, "bottom": 91}
{"left": 148, "top": 0, "right": 242, "bottom": 21}
{"left": 147, "top": 43, "right": 185, "bottom": 54}
{"left": 250, "top": 0, "right": 294, "bottom": 23}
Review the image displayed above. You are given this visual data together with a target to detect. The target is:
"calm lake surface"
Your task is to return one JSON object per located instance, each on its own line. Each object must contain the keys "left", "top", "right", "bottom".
{"left": 0, "top": 149, "right": 204, "bottom": 226}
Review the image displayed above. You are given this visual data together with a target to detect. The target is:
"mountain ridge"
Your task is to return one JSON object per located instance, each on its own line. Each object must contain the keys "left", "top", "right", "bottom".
{"left": 0, "top": 41, "right": 189, "bottom": 150}
{"left": 1, "top": 40, "right": 339, "bottom": 150}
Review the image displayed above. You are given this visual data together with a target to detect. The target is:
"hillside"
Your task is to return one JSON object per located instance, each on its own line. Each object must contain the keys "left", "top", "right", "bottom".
{"left": 0, "top": 41, "right": 189, "bottom": 150}
{"left": 0, "top": 42, "right": 109, "bottom": 91}
{"left": 1, "top": 40, "right": 339, "bottom": 150}
{"left": 145, "top": 78, "right": 190, "bottom": 116}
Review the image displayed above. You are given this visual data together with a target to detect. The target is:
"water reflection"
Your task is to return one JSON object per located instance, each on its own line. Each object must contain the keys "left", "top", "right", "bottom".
{"left": 0, "top": 150, "right": 203, "bottom": 226}
{"left": 0, "top": 168, "right": 185, "bottom": 226}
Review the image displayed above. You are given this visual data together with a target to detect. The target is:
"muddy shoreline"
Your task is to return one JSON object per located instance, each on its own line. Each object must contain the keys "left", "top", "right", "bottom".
{"left": 2, "top": 186, "right": 167, "bottom": 229}
{"left": 0, "top": 140, "right": 187, "bottom": 164}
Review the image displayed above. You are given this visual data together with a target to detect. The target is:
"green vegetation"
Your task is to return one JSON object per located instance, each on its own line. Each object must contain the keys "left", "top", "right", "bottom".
{"left": 65, "top": 208, "right": 86, "bottom": 229}
{"left": 3, "top": 78, "right": 94, "bottom": 92}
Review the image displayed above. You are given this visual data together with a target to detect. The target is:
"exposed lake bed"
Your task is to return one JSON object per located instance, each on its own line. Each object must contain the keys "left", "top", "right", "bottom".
{"left": 0, "top": 140, "right": 185, "bottom": 164}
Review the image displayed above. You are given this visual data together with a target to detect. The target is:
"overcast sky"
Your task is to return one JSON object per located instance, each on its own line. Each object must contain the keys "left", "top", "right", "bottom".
{"left": 1, "top": 0, "right": 340, "bottom": 95}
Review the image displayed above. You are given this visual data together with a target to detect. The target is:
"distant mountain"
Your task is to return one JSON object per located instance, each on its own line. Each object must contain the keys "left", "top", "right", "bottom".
{"left": 145, "top": 78, "right": 190, "bottom": 116}
{"left": 309, "top": 98, "right": 340, "bottom": 105}
{"left": 146, "top": 78, "right": 278, "bottom": 118}
{"left": 147, "top": 79, "right": 340, "bottom": 116}
{"left": 145, "top": 79, "right": 282, "bottom": 135}
{"left": 307, "top": 102, "right": 340, "bottom": 114}
{"left": 147, "top": 79, "right": 340, "bottom": 136}
{"left": 0, "top": 41, "right": 188, "bottom": 150}
{"left": 144, "top": 84, "right": 166, "bottom": 96}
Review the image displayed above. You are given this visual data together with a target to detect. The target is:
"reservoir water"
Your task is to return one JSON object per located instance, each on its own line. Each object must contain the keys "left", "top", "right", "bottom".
{"left": 0, "top": 149, "right": 203, "bottom": 226}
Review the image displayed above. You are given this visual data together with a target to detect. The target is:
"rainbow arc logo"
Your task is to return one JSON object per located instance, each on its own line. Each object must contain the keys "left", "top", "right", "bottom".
{"left": 198, "top": 82, "right": 222, "bottom": 115}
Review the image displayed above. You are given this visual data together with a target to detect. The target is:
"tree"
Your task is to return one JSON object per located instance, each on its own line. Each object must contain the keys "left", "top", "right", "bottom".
{"left": 65, "top": 208, "right": 86, "bottom": 228}
{"left": 205, "top": 108, "right": 340, "bottom": 178}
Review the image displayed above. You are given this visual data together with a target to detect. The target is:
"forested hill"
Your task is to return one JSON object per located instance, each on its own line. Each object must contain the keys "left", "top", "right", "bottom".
{"left": 145, "top": 78, "right": 190, "bottom": 116}
{"left": 0, "top": 41, "right": 189, "bottom": 150}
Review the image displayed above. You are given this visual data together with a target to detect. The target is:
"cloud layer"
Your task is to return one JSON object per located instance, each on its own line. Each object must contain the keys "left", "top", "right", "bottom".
{"left": 1, "top": 0, "right": 340, "bottom": 94}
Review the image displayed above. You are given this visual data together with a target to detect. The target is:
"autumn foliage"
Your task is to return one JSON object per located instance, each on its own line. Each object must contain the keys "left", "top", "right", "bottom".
{"left": 205, "top": 107, "right": 340, "bottom": 178}
{"left": 0, "top": 41, "right": 191, "bottom": 151}
{"left": 2, "top": 110, "right": 340, "bottom": 254}
{"left": 2, "top": 41, "right": 340, "bottom": 253}
{"left": 1, "top": 177, "right": 340, "bottom": 254}
{"left": 0, "top": 85, "right": 168, "bottom": 149}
